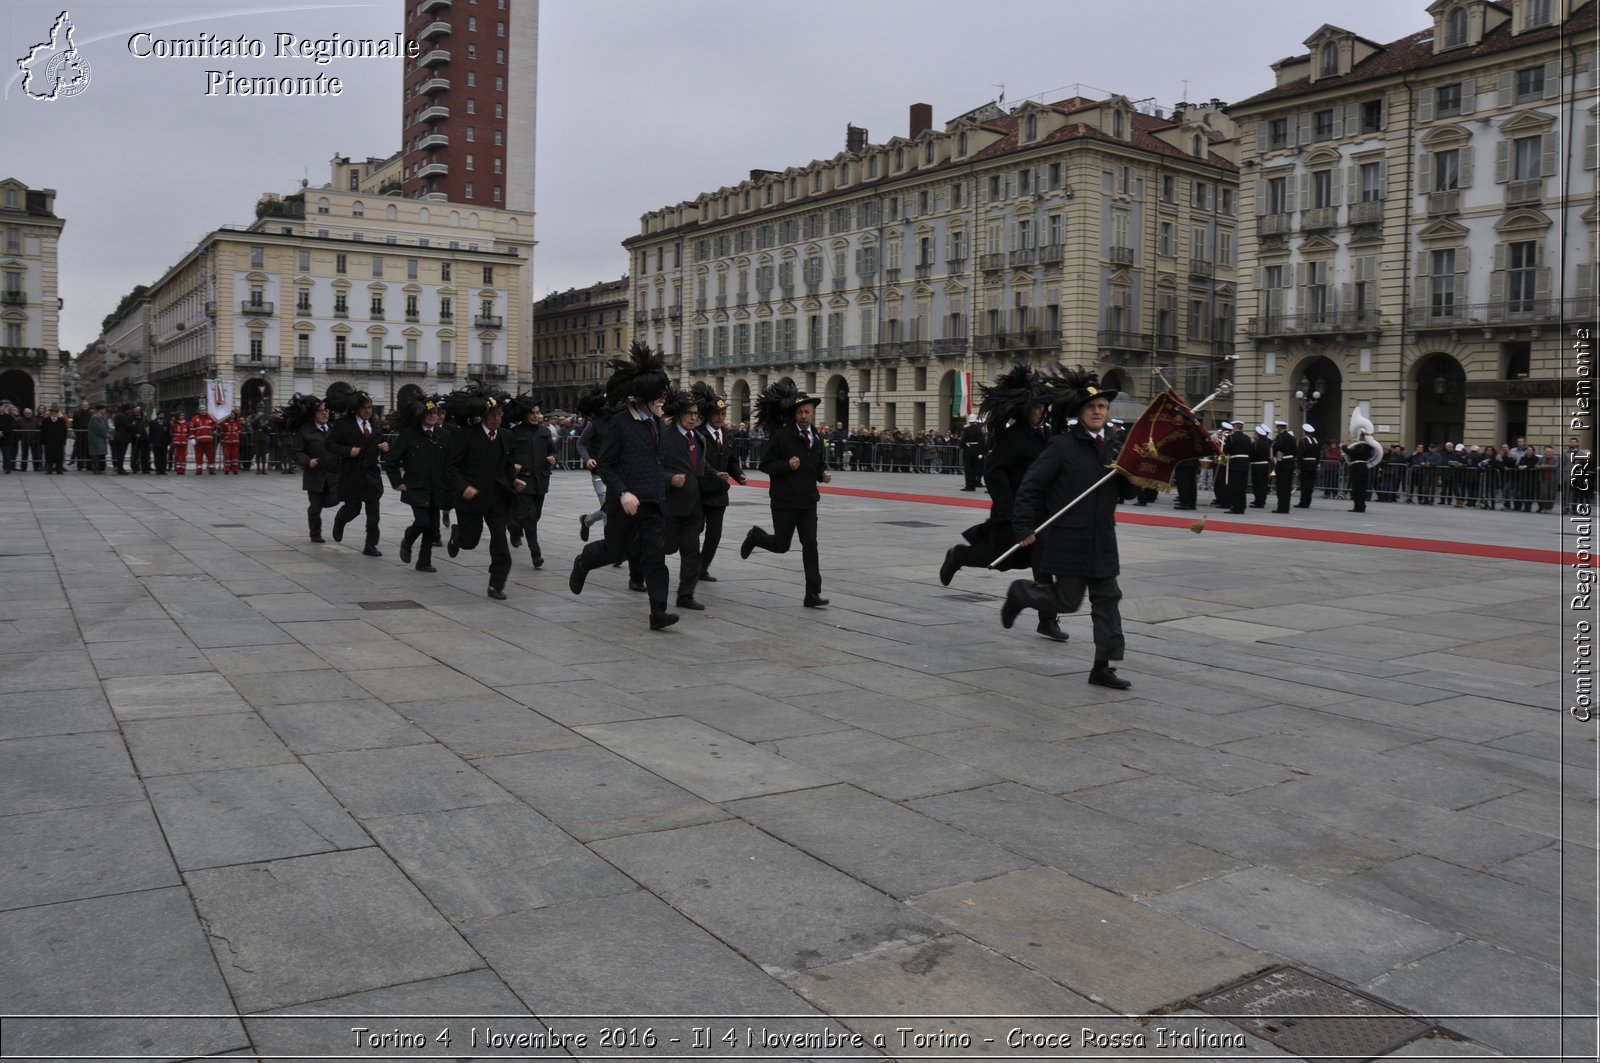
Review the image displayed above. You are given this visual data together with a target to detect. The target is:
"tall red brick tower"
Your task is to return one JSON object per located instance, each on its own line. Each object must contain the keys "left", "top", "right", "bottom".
{"left": 400, "top": 0, "right": 537, "bottom": 211}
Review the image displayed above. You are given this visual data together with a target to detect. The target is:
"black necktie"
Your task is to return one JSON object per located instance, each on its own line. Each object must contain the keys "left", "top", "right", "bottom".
{"left": 649, "top": 418, "right": 658, "bottom": 445}
{"left": 1096, "top": 434, "right": 1105, "bottom": 460}
{"left": 687, "top": 432, "right": 698, "bottom": 470}
{"left": 488, "top": 430, "right": 497, "bottom": 441}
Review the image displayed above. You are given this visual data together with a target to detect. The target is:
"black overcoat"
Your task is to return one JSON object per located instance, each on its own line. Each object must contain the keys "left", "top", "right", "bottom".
{"left": 1013, "top": 427, "right": 1135, "bottom": 579}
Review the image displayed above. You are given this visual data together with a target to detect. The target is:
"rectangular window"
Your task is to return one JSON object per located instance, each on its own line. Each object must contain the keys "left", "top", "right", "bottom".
{"left": 1508, "top": 240, "right": 1537, "bottom": 311}
{"left": 1048, "top": 162, "right": 1064, "bottom": 189}
{"left": 1434, "top": 149, "right": 1460, "bottom": 191}
{"left": 1360, "top": 99, "right": 1383, "bottom": 133}
{"left": 249, "top": 333, "right": 264, "bottom": 361}
{"left": 440, "top": 262, "right": 451, "bottom": 281}
{"left": 3, "top": 227, "right": 20, "bottom": 253}
{"left": 1435, "top": 83, "right": 1462, "bottom": 117}
{"left": 297, "top": 333, "right": 309, "bottom": 360}
{"left": 296, "top": 289, "right": 311, "bottom": 313}
{"left": 1267, "top": 176, "right": 1289, "bottom": 214}
{"left": 371, "top": 256, "right": 383, "bottom": 277}
{"left": 335, "top": 253, "right": 347, "bottom": 274}
{"left": 1268, "top": 117, "right": 1290, "bottom": 150}
{"left": 335, "top": 335, "right": 347, "bottom": 363}
{"left": 406, "top": 259, "right": 418, "bottom": 279}
{"left": 1158, "top": 222, "right": 1174, "bottom": 256}
{"left": 1360, "top": 161, "right": 1383, "bottom": 201}
{"left": 483, "top": 266, "right": 494, "bottom": 284}
{"left": 1313, "top": 109, "right": 1334, "bottom": 140}
{"left": 1430, "top": 249, "right": 1457, "bottom": 315}
{"left": 298, "top": 250, "right": 310, "bottom": 270}
{"left": 1312, "top": 170, "right": 1334, "bottom": 209}
{"left": 1515, "top": 66, "right": 1545, "bottom": 101}
{"left": 1512, "top": 135, "right": 1541, "bottom": 179}
{"left": 950, "top": 181, "right": 965, "bottom": 208}
{"left": 250, "top": 245, "right": 264, "bottom": 267}
{"left": 950, "top": 230, "right": 967, "bottom": 261}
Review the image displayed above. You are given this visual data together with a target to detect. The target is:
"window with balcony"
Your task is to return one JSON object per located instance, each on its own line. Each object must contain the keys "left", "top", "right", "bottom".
{"left": 334, "top": 293, "right": 348, "bottom": 316}
{"left": 370, "top": 295, "right": 384, "bottom": 319}
{"left": 334, "top": 335, "right": 347, "bottom": 363}
{"left": 1430, "top": 249, "right": 1458, "bottom": 317}
{"left": 1507, "top": 240, "right": 1538, "bottom": 312}
{"left": 1434, "top": 149, "right": 1460, "bottom": 191}
{"left": 1361, "top": 161, "right": 1383, "bottom": 201}
{"left": 295, "top": 289, "right": 311, "bottom": 313}
{"left": 1266, "top": 176, "right": 1289, "bottom": 214}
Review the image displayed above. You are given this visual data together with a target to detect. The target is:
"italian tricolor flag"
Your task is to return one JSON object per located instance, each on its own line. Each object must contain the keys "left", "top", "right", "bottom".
{"left": 952, "top": 371, "right": 973, "bottom": 418}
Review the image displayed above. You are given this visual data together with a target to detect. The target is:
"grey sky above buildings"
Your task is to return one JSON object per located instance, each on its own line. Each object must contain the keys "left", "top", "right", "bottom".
{"left": 1, "top": 0, "right": 1430, "bottom": 354}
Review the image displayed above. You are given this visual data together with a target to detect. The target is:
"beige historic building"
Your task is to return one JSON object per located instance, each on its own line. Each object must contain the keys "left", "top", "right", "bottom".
{"left": 135, "top": 173, "right": 532, "bottom": 414}
{"left": 624, "top": 97, "right": 1238, "bottom": 428}
{"left": 1230, "top": 0, "right": 1596, "bottom": 448}
{"left": 532, "top": 276, "right": 630, "bottom": 410}
{"left": 0, "top": 178, "right": 68, "bottom": 412}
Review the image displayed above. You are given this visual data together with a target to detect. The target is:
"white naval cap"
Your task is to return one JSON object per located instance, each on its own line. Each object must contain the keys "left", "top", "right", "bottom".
{"left": 1254, "top": 424, "right": 1269, "bottom": 436}
{"left": 1302, "top": 423, "right": 1316, "bottom": 433}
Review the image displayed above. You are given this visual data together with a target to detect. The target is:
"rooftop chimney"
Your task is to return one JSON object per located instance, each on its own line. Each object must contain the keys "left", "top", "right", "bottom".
{"left": 909, "top": 102, "right": 933, "bottom": 138}
{"left": 846, "top": 124, "right": 869, "bottom": 154}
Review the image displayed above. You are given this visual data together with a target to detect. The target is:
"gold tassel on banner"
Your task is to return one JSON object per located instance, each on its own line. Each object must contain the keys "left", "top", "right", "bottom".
{"left": 1189, "top": 517, "right": 1207, "bottom": 534}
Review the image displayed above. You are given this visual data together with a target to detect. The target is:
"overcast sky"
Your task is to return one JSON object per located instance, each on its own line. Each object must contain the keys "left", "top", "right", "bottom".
{"left": 1, "top": 0, "right": 1430, "bottom": 354}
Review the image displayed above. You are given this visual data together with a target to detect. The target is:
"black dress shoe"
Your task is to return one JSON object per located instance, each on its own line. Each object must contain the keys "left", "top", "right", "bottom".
{"left": 531, "top": 555, "right": 544, "bottom": 569}
{"left": 331, "top": 517, "right": 347, "bottom": 542}
{"left": 487, "top": 586, "right": 507, "bottom": 600}
{"left": 1088, "top": 663, "right": 1132, "bottom": 690}
{"left": 649, "top": 610, "right": 679, "bottom": 631}
{"left": 568, "top": 556, "right": 587, "bottom": 595}
{"left": 415, "top": 564, "right": 437, "bottom": 573}
{"left": 676, "top": 597, "right": 705, "bottom": 610}
{"left": 1000, "top": 584, "right": 1024, "bottom": 629}
{"left": 509, "top": 524, "right": 523, "bottom": 548}
{"left": 628, "top": 579, "right": 646, "bottom": 592}
{"left": 739, "top": 528, "right": 758, "bottom": 560}
{"left": 803, "top": 595, "right": 829, "bottom": 608}
{"left": 309, "top": 534, "right": 326, "bottom": 543}
{"left": 699, "top": 572, "right": 718, "bottom": 582}
{"left": 939, "top": 546, "right": 961, "bottom": 587}
{"left": 578, "top": 513, "right": 591, "bottom": 541}
{"left": 399, "top": 539, "right": 413, "bottom": 564}
{"left": 446, "top": 527, "right": 460, "bottom": 557}
{"left": 362, "top": 546, "right": 382, "bottom": 557}
{"left": 1037, "top": 616, "right": 1068, "bottom": 642}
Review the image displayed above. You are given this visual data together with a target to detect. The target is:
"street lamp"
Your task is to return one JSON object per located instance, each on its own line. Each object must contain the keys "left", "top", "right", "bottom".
{"left": 1295, "top": 375, "right": 1324, "bottom": 421}
{"left": 384, "top": 343, "right": 402, "bottom": 415}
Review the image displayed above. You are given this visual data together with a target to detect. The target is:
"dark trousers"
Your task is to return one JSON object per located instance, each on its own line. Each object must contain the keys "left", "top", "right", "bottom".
{"left": 578, "top": 499, "right": 668, "bottom": 610}
{"left": 44, "top": 442, "right": 66, "bottom": 473}
{"left": 1273, "top": 459, "right": 1295, "bottom": 512}
{"left": 73, "top": 430, "right": 87, "bottom": 469}
{"left": 402, "top": 504, "right": 441, "bottom": 568}
{"left": 1010, "top": 574, "right": 1125, "bottom": 661}
{"left": 1297, "top": 461, "right": 1317, "bottom": 507}
{"left": 111, "top": 439, "right": 128, "bottom": 471}
{"left": 306, "top": 483, "right": 339, "bottom": 535}
{"left": 333, "top": 496, "right": 381, "bottom": 548}
{"left": 701, "top": 503, "right": 728, "bottom": 574}
{"left": 1227, "top": 459, "right": 1250, "bottom": 513}
{"left": 153, "top": 444, "right": 169, "bottom": 475}
{"left": 0, "top": 438, "right": 14, "bottom": 471}
{"left": 19, "top": 436, "right": 38, "bottom": 470}
{"left": 1173, "top": 463, "right": 1198, "bottom": 508}
{"left": 1250, "top": 465, "right": 1270, "bottom": 506}
{"left": 132, "top": 440, "right": 151, "bottom": 473}
{"left": 511, "top": 492, "right": 545, "bottom": 561}
{"left": 665, "top": 509, "right": 705, "bottom": 602}
{"left": 748, "top": 503, "right": 822, "bottom": 598}
{"left": 456, "top": 509, "right": 512, "bottom": 589}
{"left": 1348, "top": 462, "right": 1370, "bottom": 512}
{"left": 963, "top": 452, "right": 981, "bottom": 490}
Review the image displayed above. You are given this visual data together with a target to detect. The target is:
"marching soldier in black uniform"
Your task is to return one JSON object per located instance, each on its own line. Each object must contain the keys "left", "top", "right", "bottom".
{"left": 383, "top": 394, "right": 452, "bottom": 573}
{"left": 939, "top": 364, "right": 1066, "bottom": 642}
{"left": 693, "top": 383, "right": 745, "bottom": 584}
{"left": 661, "top": 387, "right": 709, "bottom": 611}
{"left": 285, "top": 395, "right": 339, "bottom": 542}
{"left": 1271, "top": 420, "right": 1296, "bottom": 513}
{"left": 959, "top": 416, "right": 985, "bottom": 491}
{"left": 569, "top": 342, "right": 678, "bottom": 629}
{"left": 444, "top": 387, "right": 515, "bottom": 599}
{"left": 506, "top": 395, "right": 557, "bottom": 569}
{"left": 1250, "top": 425, "right": 1272, "bottom": 508}
{"left": 1295, "top": 423, "right": 1321, "bottom": 508}
{"left": 740, "top": 380, "right": 832, "bottom": 608}
{"left": 1224, "top": 421, "right": 1253, "bottom": 514}
{"left": 326, "top": 386, "right": 389, "bottom": 556}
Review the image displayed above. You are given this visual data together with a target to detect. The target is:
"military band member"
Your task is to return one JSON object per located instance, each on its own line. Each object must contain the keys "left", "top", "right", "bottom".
{"left": 693, "top": 383, "right": 745, "bottom": 584}
{"left": 445, "top": 387, "right": 516, "bottom": 599}
{"left": 506, "top": 395, "right": 557, "bottom": 569}
{"left": 1295, "top": 423, "right": 1320, "bottom": 508}
{"left": 285, "top": 395, "right": 338, "bottom": 542}
{"left": 1224, "top": 421, "right": 1253, "bottom": 514}
{"left": 326, "top": 386, "right": 388, "bottom": 557}
{"left": 661, "top": 387, "right": 709, "bottom": 610}
{"left": 740, "top": 380, "right": 831, "bottom": 608}
{"left": 384, "top": 394, "right": 452, "bottom": 573}
{"left": 1271, "top": 420, "right": 1296, "bottom": 513}
{"left": 1250, "top": 425, "right": 1272, "bottom": 508}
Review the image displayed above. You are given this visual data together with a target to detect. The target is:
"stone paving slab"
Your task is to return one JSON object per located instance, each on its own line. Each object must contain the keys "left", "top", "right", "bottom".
{"left": 122, "top": 712, "right": 298, "bottom": 777}
{"left": 302, "top": 742, "right": 518, "bottom": 819}
{"left": 395, "top": 694, "right": 588, "bottom": 759}
{"left": 477, "top": 744, "right": 729, "bottom": 841}
{"left": 578, "top": 715, "right": 837, "bottom": 802}
{"left": 903, "top": 725, "right": 1148, "bottom": 794}
{"left": 251, "top": 698, "right": 433, "bottom": 754}
{"left": 0, "top": 686, "right": 115, "bottom": 739}
{"left": 591, "top": 819, "right": 943, "bottom": 975}
{"left": 0, "top": 887, "right": 246, "bottom": 1059}
{"left": 911, "top": 866, "right": 1272, "bottom": 1015}
{"left": 910, "top": 782, "right": 1246, "bottom": 896}
{"left": 103, "top": 672, "right": 251, "bottom": 720}
{"left": 145, "top": 763, "right": 372, "bottom": 871}
{"left": 184, "top": 848, "right": 484, "bottom": 1012}
{"left": 727, "top": 783, "right": 1034, "bottom": 898}
{"left": 1145, "top": 866, "right": 1461, "bottom": 984}
{"left": 0, "top": 649, "right": 97, "bottom": 693}
{"left": 365, "top": 802, "right": 637, "bottom": 923}
{"left": 0, "top": 800, "right": 180, "bottom": 910}
{"left": 0, "top": 731, "right": 145, "bottom": 814}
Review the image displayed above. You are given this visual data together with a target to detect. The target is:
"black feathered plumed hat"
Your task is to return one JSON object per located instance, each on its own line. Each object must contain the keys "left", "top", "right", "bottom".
{"left": 977, "top": 364, "right": 1048, "bottom": 439}
{"left": 604, "top": 340, "right": 669, "bottom": 406}
{"left": 691, "top": 381, "right": 728, "bottom": 420}
{"left": 1045, "top": 364, "right": 1118, "bottom": 431}
{"left": 277, "top": 393, "right": 323, "bottom": 434}
{"left": 754, "top": 379, "right": 820, "bottom": 433}
{"left": 324, "top": 381, "right": 370, "bottom": 417}
{"left": 661, "top": 386, "right": 700, "bottom": 421}
{"left": 397, "top": 393, "right": 446, "bottom": 432}
{"left": 444, "top": 383, "right": 505, "bottom": 428}
{"left": 503, "top": 393, "right": 541, "bottom": 423}
{"left": 575, "top": 385, "right": 609, "bottom": 420}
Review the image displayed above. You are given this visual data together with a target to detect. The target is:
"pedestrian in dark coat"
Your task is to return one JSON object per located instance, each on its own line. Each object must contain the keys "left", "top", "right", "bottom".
{"left": 1000, "top": 369, "right": 1138, "bottom": 689}
{"left": 147, "top": 411, "right": 172, "bottom": 475}
{"left": 568, "top": 342, "right": 677, "bottom": 629}
{"left": 384, "top": 394, "right": 452, "bottom": 572}
{"left": 111, "top": 404, "right": 134, "bottom": 474}
{"left": 739, "top": 380, "right": 831, "bottom": 607}
{"left": 506, "top": 396, "right": 557, "bottom": 568}
{"left": 285, "top": 395, "right": 338, "bottom": 541}
{"left": 444, "top": 388, "right": 515, "bottom": 598}
{"left": 325, "top": 387, "right": 388, "bottom": 555}
{"left": 660, "top": 387, "right": 708, "bottom": 610}
{"left": 939, "top": 364, "right": 1064, "bottom": 641}
{"left": 86, "top": 405, "right": 109, "bottom": 472}
{"left": 39, "top": 405, "right": 69, "bottom": 473}
{"left": 0, "top": 403, "right": 15, "bottom": 472}
{"left": 693, "top": 383, "right": 745, "bottom": 583}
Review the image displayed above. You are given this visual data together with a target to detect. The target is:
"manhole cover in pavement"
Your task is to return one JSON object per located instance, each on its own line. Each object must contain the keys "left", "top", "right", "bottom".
{"left": 357, "top": 600, "right": 425, "bottom": 611}
{"left": 211, "top": 523, "right": 246, "bottom": 528}
{"left": 943, "top": 592, "right": 1001, "bottom": 603}
{"left": 1195, "top": 967, "right": 1434, "bottom": 1062}
{"left": 879, "top": 520, "right": 942, "bottom": 528}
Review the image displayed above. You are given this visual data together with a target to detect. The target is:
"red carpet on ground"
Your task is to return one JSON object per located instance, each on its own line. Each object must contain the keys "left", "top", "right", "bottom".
{"left": 740, "top": 479, "right": 1578, "bottom": 567}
